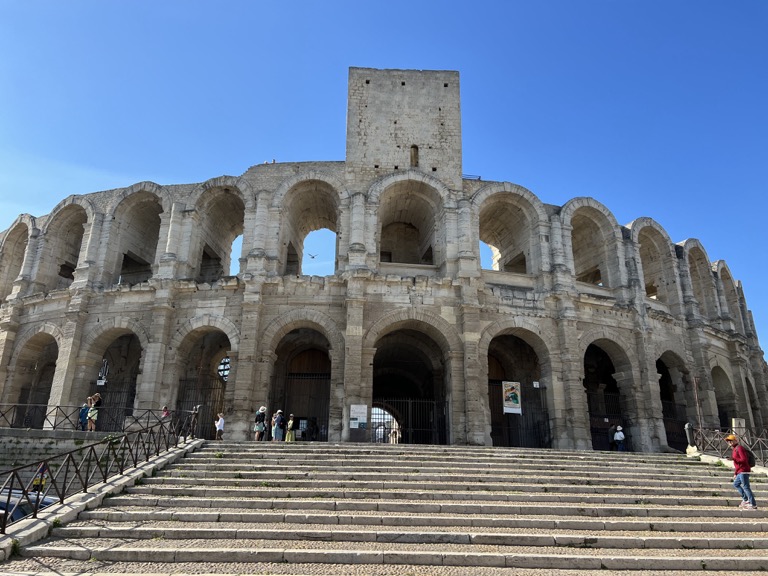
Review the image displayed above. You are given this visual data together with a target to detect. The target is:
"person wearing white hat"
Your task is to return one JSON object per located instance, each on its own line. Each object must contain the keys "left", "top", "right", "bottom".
{"left": 253, "top": 406, "right": 267, "bottom": 441}
{"left": 614, "top": 426, "right": 626, "bottom": 451}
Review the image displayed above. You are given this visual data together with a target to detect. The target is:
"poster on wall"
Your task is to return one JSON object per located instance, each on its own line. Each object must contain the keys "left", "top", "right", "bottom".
{"left": 502, "top": 381, "right": 522, "bottom": 414}
{"left": 349, "top": 404, "right": 368, "bottom": 429}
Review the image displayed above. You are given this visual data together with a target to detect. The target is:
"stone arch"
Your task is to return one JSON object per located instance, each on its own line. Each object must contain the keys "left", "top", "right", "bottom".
{"left": 478, "top": 319, "right": 556, "bottom": 448}
{"left": 710, "top": 362, "right": 736, "bottom": 428}
{"left": 4, "top": 322, "right": 64, "bottom": 410}
{"left": 578, "top": 327, "right": 636, "bottom": 371}
{"left": 190, "top": 176, "right": 254, "bottom": 207}
{"left": 80, "top": 317, "right": 151, "bottom": 353}
{"left": 37, "top": 200, "right": 93, "bottom": 292}
{"left": 0, "top": 217, "right": 35, "bottom": 301}
{"left": 471, "top": 182, "right": 550, "bottom": 275}
{"left": 270, "top": 173, "right": 348, "bottom": 276}
{"left": 680, "top": 239, "right": 719, "bottom": 321}
{"left": 363, "top": 308, "right": 462, "bottom": 355}
{"left": 655, "top": 348, "right": 693, "bottom": 449}
{"left": 189, "top": 180, "right": 247, "bottom": 282}
{"left": 106, "top": 181, "right": 168, "bottom": 213}
{"left": 104, "top": 186, "right": 165, "bottom": 287}
{"left": 714, "top": 260, "right": 746, "bottom": 334}
{"left": 628, "top": 217, "right": 682, "bottom": 309}
{"left": 561, "top": 197, "right": 625, "bottom": 289}
{"left": 271, "top": 171, "right": 350, "bottom": 208}
{"left": 169, "top": 314, "right": 241, "bottom": 362}
{"left": 261, "top": 308, "right": 345, "bottom": 354}
{"left": 367, "top": 170, "right": 455, "bottom": 208}
{"left": 370, "top": 172, "right": 450, "bottom": 268}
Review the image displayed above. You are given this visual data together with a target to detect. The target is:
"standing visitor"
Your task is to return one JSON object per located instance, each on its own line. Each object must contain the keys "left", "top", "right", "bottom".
{"left": 215, "top": 412, "right": 225, "bottom": 441}
{"left": 726, "top": 434, "right": 758, "bottom": 510}
{"left": 78, "top": 401, "right": 89, "bottom": 431}
{"left": 87, "top": 393, "right": 102, "bottom": 432}
{"left": 285, "top": 414, "right": 296, "bottom": 442}
{"left": 254, "top": 406, "right": 267, "bottom": 441}
{"left": 274, "top": 410, "right": 286, "bottom": 441}
{"left": 614, "top": 426, "right": 626, "bottom": 451}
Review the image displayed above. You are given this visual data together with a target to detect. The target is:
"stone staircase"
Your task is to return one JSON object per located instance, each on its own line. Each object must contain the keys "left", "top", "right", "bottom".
{"left": 7, "top": 442, "right": 768, "bottom": 574}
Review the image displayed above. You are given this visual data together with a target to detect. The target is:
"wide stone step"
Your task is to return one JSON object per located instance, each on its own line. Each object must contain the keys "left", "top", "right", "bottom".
{"left": 19, "top": 540, "right": 768, "bottom": 571}
{"left": 122, "top": 484, "right": 740, "bottom": 508}
{"left": 48, "top": 524, "right": 768, "bottom": 549}
{"left": 103, "top": 493, "right": 760, "bottom": 518}
{"left": 61, "top": 511, "right": 768, "bottom": 548}
{"left": 160, "top": 466, "right": 736, "bottom": 487}
{"left": 143, "top": 474, "right": 733, "bottom": 497}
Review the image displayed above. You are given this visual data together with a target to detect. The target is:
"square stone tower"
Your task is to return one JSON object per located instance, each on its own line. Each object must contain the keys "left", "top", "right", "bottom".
{"left": 345, "top": 67, "right": 462, "bottom": 190}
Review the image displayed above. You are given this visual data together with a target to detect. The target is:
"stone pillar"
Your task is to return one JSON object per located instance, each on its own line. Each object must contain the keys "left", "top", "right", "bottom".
{"left": 134, "top": 298, "right": 175, "bottom": 410}
{"left": 347, "top": 192, "right": 367, "bottom": 269}
{"left": 71, "top": 213, "right": 104, "bottom": 289}
{"left": 228, "top": 289, "right": 263, "bottom": 441}
{"left": 245, "top": 193, "right": 269, "bottom": 275}
{"left": 157, "top": 202, "right": 185, "bottom": 278}
{"left": 555, "top": 315, "right": 592, "bottom": 450}
{"left": 9, "top": 228, "right": 40, "bottom": 299}
{"left": 0, "top": 304, "right": 21, "bottom": 401}
{"left": 342, "top": 285, "right": 366, "bottom": 441}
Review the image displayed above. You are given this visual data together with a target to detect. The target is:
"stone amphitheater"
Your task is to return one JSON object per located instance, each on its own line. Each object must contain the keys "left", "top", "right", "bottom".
{"left": 0, "top": 67, "right": 765, "bottom": 452}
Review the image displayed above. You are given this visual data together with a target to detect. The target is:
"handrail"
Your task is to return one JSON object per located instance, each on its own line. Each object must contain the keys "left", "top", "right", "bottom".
{"left": 0, "top": 410, "right": 198, "bottom": 533}
{"left": 692, "top": 426, "right": 768, "bottom": 467}
{"left": 0, "top": 404, "right": 175, "bottom": 433}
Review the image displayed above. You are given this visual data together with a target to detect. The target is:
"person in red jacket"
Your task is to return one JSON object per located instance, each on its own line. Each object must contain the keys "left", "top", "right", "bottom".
{"left": 725, "top": 434, "right": 758, "bottom": 510}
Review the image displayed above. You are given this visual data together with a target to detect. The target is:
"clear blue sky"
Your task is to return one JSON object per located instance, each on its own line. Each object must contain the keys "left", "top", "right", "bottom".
{"left": 1, "top": 1, "right": 767, "bottom": 344}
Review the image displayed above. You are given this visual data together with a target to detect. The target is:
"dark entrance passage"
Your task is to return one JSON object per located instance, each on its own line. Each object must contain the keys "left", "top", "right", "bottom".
{"left": 583, "top": 344, "right": 626, "bottom": 451}
{"left": 176, "top": 376, "right": 225, "bottom": 439}
{"left": 272, "top": 332, "right": 331, "bottom": 442}
{"left": 657, "top": 358, "right": 688, "bottom": 451}
{"left": 486, "top": 336, "right": 551, "bottom": 448}
{"left": 372, "top": 328, "right": 448, "bottom": 445}
{"left": 488, "top": 381, "right": 550, "bottom": 448}
{"left": 175, "top": 329, "right": 231, "bottom": 440}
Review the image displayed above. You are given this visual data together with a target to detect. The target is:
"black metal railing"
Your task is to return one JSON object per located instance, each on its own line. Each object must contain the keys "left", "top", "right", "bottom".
{"left": 1, "top": 410, "right": 199, "bottom": 533}
{"left": 692, "top": 426, "right": 768, "bottom": 467}
{"left": 0, "top": 404, "right": 174, "bottom": 433}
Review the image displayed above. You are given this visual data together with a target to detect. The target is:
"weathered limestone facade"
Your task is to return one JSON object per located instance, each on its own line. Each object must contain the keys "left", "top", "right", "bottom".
{"left": 0, "top": 67, "right": 766, "bottom": 450}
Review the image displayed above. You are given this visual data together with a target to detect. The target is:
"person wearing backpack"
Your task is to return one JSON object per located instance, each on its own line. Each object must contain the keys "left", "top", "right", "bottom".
{"left": 273, "top": 409, "right": 286, "bottom": 441}
{"left": 725, "top": 434, "right": 758, "bottom": 510}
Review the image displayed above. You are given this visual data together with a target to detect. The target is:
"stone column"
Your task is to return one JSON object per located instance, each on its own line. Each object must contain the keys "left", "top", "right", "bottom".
{"left": 228, "top": 289, "right": 263, "bottom": 441}
{"left": 347, "top": 192, "right": 367, "bottom": 269}
{"left": 157, "top": 202, "right": 185, "bottom": 278}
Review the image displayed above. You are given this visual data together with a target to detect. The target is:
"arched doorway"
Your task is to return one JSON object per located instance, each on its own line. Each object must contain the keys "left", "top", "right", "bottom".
{"left": 271, "top": 329, "right": 331, "bottom": 441}
{"left": 9, "top": 333, "right": 58, "bottom": 428}
{"left": 91, "top": 333, "right": 142, "bottom": 431}
{"left": 583, "top": 343, "right": 625, "bottom": 450}
{"left": 372, "top": 329, "right": 448, "bottom": 445}
{"left": 486, "top": 335, "right": 550, "bottom": 448}
{"left": 711, "top": 366, "right": 736, "bottom": 429}
{"left": 176, "top": 329, "right": 230, "bottom": 440}
{"left": 656, "top": 354, "right": 690, "bottom": 451}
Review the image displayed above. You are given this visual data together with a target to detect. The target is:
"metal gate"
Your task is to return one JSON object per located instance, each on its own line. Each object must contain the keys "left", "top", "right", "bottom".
{"left": 488, "top": 381, "right": 551, "bottom": 448}
{"left": 87, "top": 378, "right": 138, "bottom": 432}
{"left": 586, "top": 391, "right": 629, "bottom": 451}
{"left": 284, "top": 373, "right": 330, "bottom": 441}
{"left": 177, "top": 377, "right": 226, "bottom": 440}
{"left": 371, "top": 398, "right": 448, "bottom": 445}
{"left": 662, "top": 401, "right": 689, "bottom": 451}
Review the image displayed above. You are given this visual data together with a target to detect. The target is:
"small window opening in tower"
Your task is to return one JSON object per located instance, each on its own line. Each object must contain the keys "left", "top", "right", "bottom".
{"left": 410, "top": 145, "right": 419, "bottom": 168}
{"left": 401, "top": 81, "right": 405, "bottom": 86}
